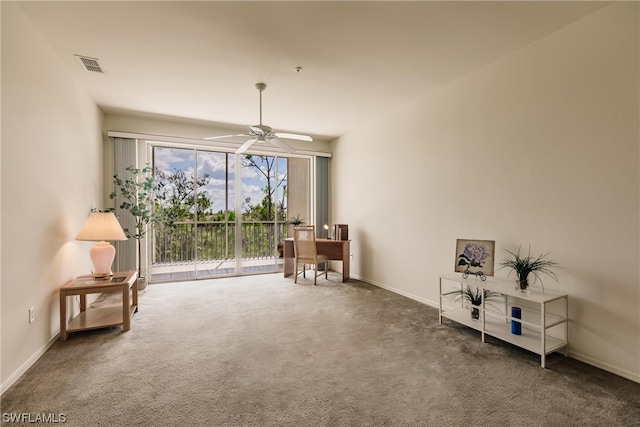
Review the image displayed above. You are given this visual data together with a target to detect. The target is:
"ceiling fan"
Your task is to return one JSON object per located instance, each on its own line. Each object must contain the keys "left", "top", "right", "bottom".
{"left": 205, "top": 83, "right": 313, "bottom": 154}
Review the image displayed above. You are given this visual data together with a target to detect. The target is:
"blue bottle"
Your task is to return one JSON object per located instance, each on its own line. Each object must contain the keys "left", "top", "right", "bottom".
{"left": 511, "top": 307, "right": 522, "bottom": 335}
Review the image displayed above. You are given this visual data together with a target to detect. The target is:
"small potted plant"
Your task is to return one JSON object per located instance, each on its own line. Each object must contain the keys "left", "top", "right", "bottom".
{"left": 443, "top": 287, "right": 502, "bottom": 320}
{"left": 288, "top": 213, "right": 305, "bottom": 226}
{"left": 277, "top": 214, "right": 306, "bottom": 257}
{"left": 497, "top": 246, "right": 560, "bottom": 293}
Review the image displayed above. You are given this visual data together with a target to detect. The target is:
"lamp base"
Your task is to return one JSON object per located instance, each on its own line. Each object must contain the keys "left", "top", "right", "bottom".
{"left": 89, "top": 241, "right": 116, "bottom": 278}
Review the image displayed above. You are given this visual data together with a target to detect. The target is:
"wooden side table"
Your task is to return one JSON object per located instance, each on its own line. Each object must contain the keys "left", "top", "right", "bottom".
{"left": 59, "top": 270, "right": 138, "bottom": 341}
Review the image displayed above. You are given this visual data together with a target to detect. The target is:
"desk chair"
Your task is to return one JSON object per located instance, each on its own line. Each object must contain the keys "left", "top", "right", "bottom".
{"left": 293, "top": 225, "right": 328, "bottom": 285}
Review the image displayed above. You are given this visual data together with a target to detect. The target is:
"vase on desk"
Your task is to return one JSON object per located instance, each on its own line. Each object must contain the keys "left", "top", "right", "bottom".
{"left": 471, "top": 306, "right": 480, "bottom": 321}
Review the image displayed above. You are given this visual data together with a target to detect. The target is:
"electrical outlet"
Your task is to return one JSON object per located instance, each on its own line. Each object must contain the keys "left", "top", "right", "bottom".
{"left": 29, "top": 307, "right": 35, "bottom": 323}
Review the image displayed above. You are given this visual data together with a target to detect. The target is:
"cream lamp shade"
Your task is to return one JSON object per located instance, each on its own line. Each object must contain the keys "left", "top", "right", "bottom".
{"left": 76, "top": 211, "right": 127, "bottom": 278}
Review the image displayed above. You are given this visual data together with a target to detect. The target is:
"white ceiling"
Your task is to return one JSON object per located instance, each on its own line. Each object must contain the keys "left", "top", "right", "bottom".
{"left": 17, "top": 1, "right": 607, "bottom": 141}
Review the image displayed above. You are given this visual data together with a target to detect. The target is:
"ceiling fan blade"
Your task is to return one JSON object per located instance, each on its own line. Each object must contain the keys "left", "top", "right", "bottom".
{"left": 235, "top": 139, "right": 257, "bottom": 154}
{"left": 204, "top": 133, "right": 248, "bottom": 140}
{"left": 212, "top": 83, "right": 307, "bottom": 154}
{"left": 270, "top": 138, "right": 297, "bottom": 153}
{"left": 274, "top": 132, "right": 313, "bottom": 142}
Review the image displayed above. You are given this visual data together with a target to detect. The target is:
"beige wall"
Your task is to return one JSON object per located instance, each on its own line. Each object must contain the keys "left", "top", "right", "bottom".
{"left": 1, "top": 3, "right": 104, "bottom": 391}
{"left": 331, "top": 2, "right": 640, "bottom": 381}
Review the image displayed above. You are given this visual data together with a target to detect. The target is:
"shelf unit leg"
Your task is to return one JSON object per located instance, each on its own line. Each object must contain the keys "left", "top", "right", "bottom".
{"left": 564, "top": 296, "right": 569, "bottom": 357}
{"left": 438, "top": 278, "right": 443, "bottom": 324}
{"left": 541, "top": 302, "right": 546, "bottom": 368}
{"left": 504, "top": 296, "right": 509, "bottom": 324}
{"left": 481, "top": 289, "right": 486, "bottom": 343}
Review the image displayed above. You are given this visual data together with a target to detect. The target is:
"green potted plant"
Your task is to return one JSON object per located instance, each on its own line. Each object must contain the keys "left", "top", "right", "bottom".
{"left": 288, "top": 213, "right": 305, "bottom": 226}
{"left": 278, "top": 213, "right": 306, "bottom": 257}
{"left": 443, "top": 287, "right": 502, "bottom": 320}
{"left": 110, "top": 164, "right": 168, "bottom": 290}
{"left": 497, "top": 246, "right": 560, "bottom": 292}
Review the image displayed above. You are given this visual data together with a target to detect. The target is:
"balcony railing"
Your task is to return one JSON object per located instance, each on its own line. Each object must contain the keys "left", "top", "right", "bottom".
{"left": 152, "top": 221, "right": 288, "bottom": 265}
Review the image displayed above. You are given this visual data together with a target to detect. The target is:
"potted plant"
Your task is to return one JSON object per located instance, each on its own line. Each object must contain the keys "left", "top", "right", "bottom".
{"left": 288, "top": 213, "right": 306, "bottom": 228}
{"left": 497, "top": 246, "right": 560, "bottom": 292}
{"left": 110, "top": 164, "right": 168, "bottom": 290}
{"left": 278, "top": 213, "right": 306, "bottom": 257}
{"left": 443, "top": 286, "right": 502, "bottom": 320}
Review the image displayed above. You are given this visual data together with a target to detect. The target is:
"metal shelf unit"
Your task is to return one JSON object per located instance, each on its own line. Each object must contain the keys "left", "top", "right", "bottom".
{"left": 439, "top": 273, "right": 568, "bottom": 368}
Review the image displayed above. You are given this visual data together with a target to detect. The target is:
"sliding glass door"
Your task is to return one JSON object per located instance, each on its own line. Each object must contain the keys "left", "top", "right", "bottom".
{"left": 239, "top": 155, "right": 288, "bottom": 274}
{"left": 150, "top": 146, "right": 236, "bottom": 280}
{"left": 149, "top": 145, "right": 308, "bottom": 282}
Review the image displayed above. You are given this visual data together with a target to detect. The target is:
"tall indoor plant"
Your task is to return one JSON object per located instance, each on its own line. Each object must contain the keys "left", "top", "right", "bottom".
{"left": 497, "top": 246, "right": 560, "bottom": 292}
{"left": 110, "top": 164, "right": 166, "bottom": 289}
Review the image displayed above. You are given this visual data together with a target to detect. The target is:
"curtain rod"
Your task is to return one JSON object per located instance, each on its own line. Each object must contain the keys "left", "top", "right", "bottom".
{"left": 107, "top": 130, "right": 332, "bottom": 158}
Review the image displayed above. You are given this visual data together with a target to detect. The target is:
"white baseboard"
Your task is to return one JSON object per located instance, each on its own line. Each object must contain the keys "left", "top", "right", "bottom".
{"left": 1, "top": 333, "right": 59, "bottom": 396}
{"left": 353, "top": 274, "right": 640, "bottom": 384}
{"left": 354, "top": 274, "right": 439, "bottom": 308}
{"left": 568, "top": 350, "right": 640, "bottom": 383}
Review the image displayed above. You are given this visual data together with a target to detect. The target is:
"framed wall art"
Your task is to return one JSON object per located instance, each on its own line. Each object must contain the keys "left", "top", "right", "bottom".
{"left": 454, "top": 239, "right": 495, "bottom": 276}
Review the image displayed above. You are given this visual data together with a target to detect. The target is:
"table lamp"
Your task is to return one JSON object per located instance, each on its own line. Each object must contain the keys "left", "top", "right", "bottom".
{"left": 76, "top": 211, "right": 127, "bottom": 278}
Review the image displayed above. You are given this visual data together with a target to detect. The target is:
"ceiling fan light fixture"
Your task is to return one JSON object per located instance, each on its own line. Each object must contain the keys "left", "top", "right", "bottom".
{"left": 204, "top": 82, "right": 312, "bottom": 154}
{"left": 249, "top": 125, "right": 271, "bottom": 135}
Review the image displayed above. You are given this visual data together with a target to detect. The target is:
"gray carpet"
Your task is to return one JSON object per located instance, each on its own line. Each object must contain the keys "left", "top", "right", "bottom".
{"left": 2, "top": 273, "right": 639, "bottom": 426}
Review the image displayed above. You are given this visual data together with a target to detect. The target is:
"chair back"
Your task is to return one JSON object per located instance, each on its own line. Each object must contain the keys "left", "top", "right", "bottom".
{"left": 293, "top": 225, "right": 317, "bottom": 260}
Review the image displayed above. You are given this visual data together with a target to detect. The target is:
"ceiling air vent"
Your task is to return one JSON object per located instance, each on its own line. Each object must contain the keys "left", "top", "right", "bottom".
{"left": 74, "top": 55, "right": 105, "bottom": 74}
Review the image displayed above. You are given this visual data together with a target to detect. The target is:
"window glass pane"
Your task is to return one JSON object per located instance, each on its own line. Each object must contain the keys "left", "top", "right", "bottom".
{"left": 196, "top": 151, "right": 235, "bottom": 273}
{"left": 152, "top": 146, "right": 197, "bottom": 279}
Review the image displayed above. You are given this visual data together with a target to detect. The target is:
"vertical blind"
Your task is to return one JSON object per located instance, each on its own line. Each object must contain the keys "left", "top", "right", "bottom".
{"left": 112, "top": 137, "right": 137, "bottom": 273}
{"left": 315, "top": 156, "right": 329, "bottom": 237}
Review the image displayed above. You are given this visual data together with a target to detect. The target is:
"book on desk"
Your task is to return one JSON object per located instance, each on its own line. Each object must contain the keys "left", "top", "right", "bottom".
{"left": 333, "top": 224, "right": 348, "bottom": 240}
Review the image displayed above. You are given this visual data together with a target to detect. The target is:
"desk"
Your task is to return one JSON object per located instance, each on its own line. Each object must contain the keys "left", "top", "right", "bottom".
{"left": 284, "top": 238, "right": 350, "bottom": 282}
{"left": 59, "top": 270, "right": 138, "bottom": 341}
